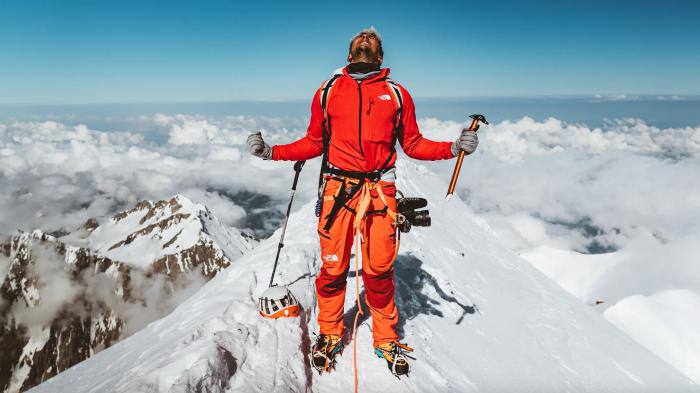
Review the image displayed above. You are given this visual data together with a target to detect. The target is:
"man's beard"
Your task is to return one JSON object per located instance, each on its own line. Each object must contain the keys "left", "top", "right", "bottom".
{"left": 351, "top": 46, "right": 380, "bottom": 64}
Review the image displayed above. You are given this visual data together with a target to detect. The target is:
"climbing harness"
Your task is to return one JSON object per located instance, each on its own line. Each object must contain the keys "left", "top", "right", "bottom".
{"left": 315, "top": 73, "right": 404, "bottom": 216}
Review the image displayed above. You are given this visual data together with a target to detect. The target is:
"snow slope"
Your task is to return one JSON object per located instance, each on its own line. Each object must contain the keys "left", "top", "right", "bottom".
{"left": 30, "top": 161, "right": 697, "bottom": 393}
{"left": 604, "top": 289, "right": 700, "bottom": 384}
{"left": 522, "top": 242, "right": 700, "bottom": 384}
{"left": 520, "top": 246, "right": 619, "bottom": 302}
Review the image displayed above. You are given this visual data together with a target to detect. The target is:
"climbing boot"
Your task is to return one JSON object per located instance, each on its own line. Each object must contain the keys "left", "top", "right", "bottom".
{"left": 374, "top": 341, "right": 413, "bottom": 377}
{"left": 311, "top": 334, "right": 343, "bottom": 373}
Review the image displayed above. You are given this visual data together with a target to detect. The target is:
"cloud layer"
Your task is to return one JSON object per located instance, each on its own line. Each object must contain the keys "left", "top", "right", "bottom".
{"left": 1, "top": 113, "right": 698, "bottom": 263}
{"left": 0, "top": 116, "right": 320, "bottom": 237}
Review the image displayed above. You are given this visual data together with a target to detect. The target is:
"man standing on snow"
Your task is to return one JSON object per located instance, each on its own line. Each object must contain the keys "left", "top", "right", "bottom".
{"left": 247, "top": 27, "right": 478, "bottom": 376}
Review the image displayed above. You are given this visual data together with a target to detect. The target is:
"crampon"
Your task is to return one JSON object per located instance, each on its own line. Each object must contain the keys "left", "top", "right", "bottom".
{"left": 311, "top": 334, "right": 343, "bottom": 374}
{"left": 374, "top": 341, "right": 414, "bottom": 377}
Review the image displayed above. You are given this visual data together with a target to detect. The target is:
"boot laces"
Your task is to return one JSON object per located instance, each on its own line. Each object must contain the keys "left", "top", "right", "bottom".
{"left": 377, "top": 341, "right": 414, "bottom": 374}
{"left": 313, "top": 334, "right": 341, "bottom": 364}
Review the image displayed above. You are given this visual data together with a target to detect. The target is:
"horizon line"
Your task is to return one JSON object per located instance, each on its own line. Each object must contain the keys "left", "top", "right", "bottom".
{"left": 1, "top": 94, "right": 699, "bottom": 107}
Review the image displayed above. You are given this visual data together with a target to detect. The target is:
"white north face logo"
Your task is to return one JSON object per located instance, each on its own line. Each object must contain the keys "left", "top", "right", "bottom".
{"left": 378, "top": 94, "right": 391, "bottom": 101}
{"left": 323, "top": 254, "right": 339, "bottom": 262}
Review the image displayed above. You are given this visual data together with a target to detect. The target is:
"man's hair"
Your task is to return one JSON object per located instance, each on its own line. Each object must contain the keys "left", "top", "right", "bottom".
{"left": 348, "top": 26, "right": 383, "bottom": 58}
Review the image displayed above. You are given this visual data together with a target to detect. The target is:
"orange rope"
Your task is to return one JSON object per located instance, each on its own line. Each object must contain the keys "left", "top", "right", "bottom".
{"left": 350, "top": 181, "right": 400, "bottom": 393}
{"left": 351, "top": 183, "right": 370, "bottom": 393}
{"left": 352, "top": 228, "right": 363, "bottom": 393}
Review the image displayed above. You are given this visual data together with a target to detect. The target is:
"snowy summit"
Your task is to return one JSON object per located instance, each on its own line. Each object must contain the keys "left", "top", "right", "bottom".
{"left": 29, "top": 161, "right": 697, "bottom": 392}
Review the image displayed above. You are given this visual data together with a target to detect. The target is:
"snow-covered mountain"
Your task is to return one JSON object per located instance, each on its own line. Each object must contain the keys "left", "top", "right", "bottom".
{"left": 29, "top": 161, "right": 698, "bottom": 393}
{"left": 0, "top": 196, "right": 254, "bottom": 393}
{"left": 65, "top": 194, "right": 255, "bottom": 276}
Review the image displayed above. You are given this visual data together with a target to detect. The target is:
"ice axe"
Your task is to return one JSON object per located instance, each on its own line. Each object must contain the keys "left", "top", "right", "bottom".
{"left": 258, "top": 160, "right": 305, "bottom": 319}
{"left": 445, "top": 114, "right": 488, "bottom": 201}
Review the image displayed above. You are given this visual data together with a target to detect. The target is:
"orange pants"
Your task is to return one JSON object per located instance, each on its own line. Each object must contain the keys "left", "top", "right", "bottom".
{"left": 316, "top": 177, "right": 399, "bottom": 347}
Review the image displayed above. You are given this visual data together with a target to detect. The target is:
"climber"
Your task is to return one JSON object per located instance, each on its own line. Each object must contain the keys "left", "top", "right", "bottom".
{"left": 247, "top": 27, "right": 479, "bottom": 376}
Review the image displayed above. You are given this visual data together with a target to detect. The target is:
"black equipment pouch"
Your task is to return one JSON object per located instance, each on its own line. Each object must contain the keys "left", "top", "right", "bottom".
{"left": 322, "top": 178, "right": 363, "bottom": 231}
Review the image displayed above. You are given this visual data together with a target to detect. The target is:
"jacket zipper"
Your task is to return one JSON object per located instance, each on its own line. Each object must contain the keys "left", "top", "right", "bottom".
{"left": 357, "top": 81, "right": 364, "bottom": 155}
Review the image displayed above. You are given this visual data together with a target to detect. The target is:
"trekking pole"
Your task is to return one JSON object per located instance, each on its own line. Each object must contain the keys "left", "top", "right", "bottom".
{"left": 268, "top": 161, "right": 305, "bottom": 287}
{"left": 445, "top": 114, "right": 488, "bottom": 201}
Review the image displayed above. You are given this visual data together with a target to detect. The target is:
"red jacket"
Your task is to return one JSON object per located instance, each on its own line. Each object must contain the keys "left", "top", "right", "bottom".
{"left": 272, "top": 67, "right": 454, "bottom": 172}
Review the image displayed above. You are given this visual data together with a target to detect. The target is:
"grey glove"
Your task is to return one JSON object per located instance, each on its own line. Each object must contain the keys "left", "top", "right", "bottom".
{"left": 451, "top": 129, "right": 479, "bottom": 157}
{"left": 247, "top": 132, "right": 273, "bottom": 160}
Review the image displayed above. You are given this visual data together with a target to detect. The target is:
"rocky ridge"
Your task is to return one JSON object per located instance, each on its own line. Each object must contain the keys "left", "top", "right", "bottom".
{"left": 0, "top": 195, "right": 254, "bottom": 393}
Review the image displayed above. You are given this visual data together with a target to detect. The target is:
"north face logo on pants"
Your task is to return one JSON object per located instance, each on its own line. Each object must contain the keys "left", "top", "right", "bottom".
{"left": 323, "top": 254, "right": 339, "bottom": 262}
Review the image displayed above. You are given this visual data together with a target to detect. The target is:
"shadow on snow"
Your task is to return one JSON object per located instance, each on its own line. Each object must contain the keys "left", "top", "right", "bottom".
{"left": 343, "top": 253, "right": 478, "bottom": 343}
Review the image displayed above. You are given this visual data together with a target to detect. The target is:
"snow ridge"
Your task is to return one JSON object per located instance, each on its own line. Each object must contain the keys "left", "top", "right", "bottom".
{"left": 30, "top": 161, "right": 698, "bottom": 393}
{"left": 79, "top": 194, "right": 252, "bottom": 273}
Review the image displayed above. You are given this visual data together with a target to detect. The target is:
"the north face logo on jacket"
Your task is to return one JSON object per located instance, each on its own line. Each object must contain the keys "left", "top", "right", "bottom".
{"left": 378, "top": 94, "right": 392, "bottom": 101}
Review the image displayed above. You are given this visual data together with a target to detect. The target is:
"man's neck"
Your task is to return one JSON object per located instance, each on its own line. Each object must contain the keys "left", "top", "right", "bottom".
{"left": 346, "top": 62, "right": 381, "bottom": 80}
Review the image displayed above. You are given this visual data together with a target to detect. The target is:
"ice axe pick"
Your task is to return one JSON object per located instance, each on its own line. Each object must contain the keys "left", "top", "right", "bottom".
{"left": 445, "top": 114, "right": 488, "bottom": 201}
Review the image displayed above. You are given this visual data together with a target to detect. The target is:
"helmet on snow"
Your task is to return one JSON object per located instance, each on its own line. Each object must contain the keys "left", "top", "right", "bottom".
{"left": 258, "top": 285, "right": 300, "bottom": 319}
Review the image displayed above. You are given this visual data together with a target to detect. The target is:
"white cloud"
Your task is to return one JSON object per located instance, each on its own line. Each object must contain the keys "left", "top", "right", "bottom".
{"left": 178, "top": 188, "right": 247, "bottom": 227}
{"left": 0, "top": 117, "right": 318, "bottom": 236}
{"left": 10, "top": 240, "right": 82, "bottom": 328}
{"left": 418, "top": 116, "right": 700, "bottom": 160}
{"left": 2, "top": 114, "right": 698, "bottom": 248}
{"left": 414, "top": 116, "right": 700, "bottom": 258}
{"left": 145, "top": 113, "right": 308, "bottom": 146}
{"left": 206, "top": 146, "right": 241, "bottom": 162}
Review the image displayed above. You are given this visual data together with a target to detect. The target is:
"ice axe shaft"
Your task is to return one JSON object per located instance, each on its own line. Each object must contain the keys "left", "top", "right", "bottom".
{"left": 445, "top": 114, "right": 488, "bottom": 201}
{"left": 268, "top": 161, "right": 305, "bottom": 287}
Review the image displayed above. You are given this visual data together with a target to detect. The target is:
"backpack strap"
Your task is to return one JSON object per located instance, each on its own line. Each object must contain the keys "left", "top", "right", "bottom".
{"left": 318, "top": 73, "right": 343, "bottom": 188}
{"left": 320, "top": 74, "right": 342, "bottom": 119}
{"left": 385, "top": 78, "right": 403, "bottom": 124}
{"left": 379, "top": 78, "right": 404, "bottom": 171}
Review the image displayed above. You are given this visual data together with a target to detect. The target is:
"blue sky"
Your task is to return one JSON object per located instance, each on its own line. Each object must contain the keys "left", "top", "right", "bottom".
{"left": 1, "top": 0, "right": 699, "bottom": 104}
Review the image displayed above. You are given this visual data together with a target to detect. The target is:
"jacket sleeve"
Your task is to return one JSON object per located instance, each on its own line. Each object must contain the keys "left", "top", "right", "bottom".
{"left": 272, "top": 88, "right": 325, "bottom": 161}
{"left": 397, "top": 86, "right": 455, "bottom": 160}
